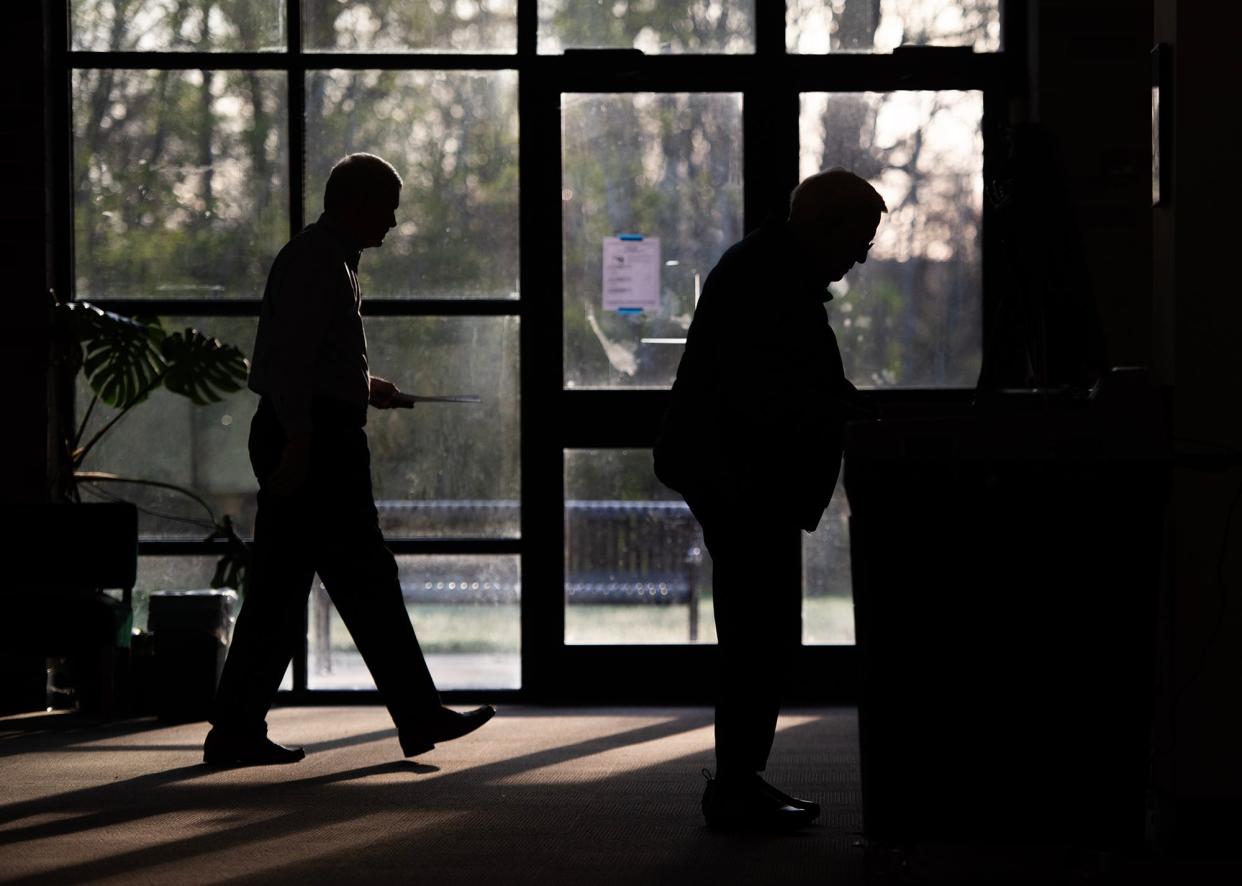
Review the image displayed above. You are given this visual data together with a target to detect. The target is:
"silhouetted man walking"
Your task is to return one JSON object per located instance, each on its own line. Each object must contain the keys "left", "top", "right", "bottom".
{"left": 655, "top": 168, "right": 885, "bottom": 831}
{"left": 204, "top": 153, "right": 494, "bottom": 765}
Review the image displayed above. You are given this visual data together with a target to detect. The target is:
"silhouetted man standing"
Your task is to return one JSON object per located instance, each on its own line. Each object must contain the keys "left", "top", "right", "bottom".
{"left": 204, "top": 153, "right": 494, "bottom": 765}
{"left": 655, "top": 168, "right": 885, "bottom": 831}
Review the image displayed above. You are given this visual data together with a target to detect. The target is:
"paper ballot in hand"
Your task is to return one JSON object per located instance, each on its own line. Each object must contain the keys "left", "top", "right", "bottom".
{"left": 391, "top": 392, "right": 481, "bottom": 408}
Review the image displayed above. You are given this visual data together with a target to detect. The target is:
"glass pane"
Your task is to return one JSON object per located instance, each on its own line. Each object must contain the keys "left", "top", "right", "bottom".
{"left": 802, "top": 476, "right": 855, "bottom": 644}
{"left": 562, "top": 93, "right": 744, "bottom": 388}
{"left": 72, "top": 70, "right": 289, "bottom": 300}
{"left": 75, "top": 316, "right": 520, "bottom": 540}
{"left": 800, "top": 91, "right": 983, "bottom": 387}
{"left": 786, "top": 0, "right": 1000, "bottom": 54}
{"left": 305, "top": 70, "right": 520, "bottom": 299}
{"left": 365, "top": 317, "right": 521, "bottom": 538}
{"left": 1151, "top": 85, "right": 1161, "bottom": 206}
{"left": 71, "top": 1, "right": 286, "bottom": 52}
{"left": 308, "top": 555, "right": 520, "bottom": 690}
{"left": 303, "top": 0, "right": 516, "bottom": 52}
{"left": 539, "top": 0, "right": 754, "bottom": 53}
{"left": 565, "top": 449, "right": 715, "bottom": 645}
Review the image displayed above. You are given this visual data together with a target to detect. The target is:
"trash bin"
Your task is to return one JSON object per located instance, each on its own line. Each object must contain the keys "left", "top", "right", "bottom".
{"left": 148, "top": 589, "right": 237, "bottom": 722}
{"left": 845, "top": 384, "right": 1168, "bottom": 849}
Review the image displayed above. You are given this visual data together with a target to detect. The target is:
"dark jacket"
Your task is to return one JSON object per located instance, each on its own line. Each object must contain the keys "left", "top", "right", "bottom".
{"left": 654, "top": 218, "right": 859, "bottom": 532}
{"left": 248, "top": 215, "right": 370, "bottom": 438}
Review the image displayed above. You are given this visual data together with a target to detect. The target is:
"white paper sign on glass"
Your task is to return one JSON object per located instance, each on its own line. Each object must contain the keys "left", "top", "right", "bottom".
{"left": 602, "top": 235, "right": 661, "bottom": 314}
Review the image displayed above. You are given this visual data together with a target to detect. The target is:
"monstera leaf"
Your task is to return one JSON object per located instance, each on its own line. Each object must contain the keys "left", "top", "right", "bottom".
{"left": 68, "top": 302, "right": 166, "bottom": 409}
{"left": 160, "top": 328, "right": 249, "bottom": 405}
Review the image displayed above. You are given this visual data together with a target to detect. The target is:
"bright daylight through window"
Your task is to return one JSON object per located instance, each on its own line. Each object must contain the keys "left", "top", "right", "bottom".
{"left": 64, "top": 0, "right": 1001, "bottom": 688}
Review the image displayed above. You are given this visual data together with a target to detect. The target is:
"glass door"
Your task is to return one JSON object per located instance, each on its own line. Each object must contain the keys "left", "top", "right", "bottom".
{"left": 523, "top": 2, "right": 1004, "bottom": 702}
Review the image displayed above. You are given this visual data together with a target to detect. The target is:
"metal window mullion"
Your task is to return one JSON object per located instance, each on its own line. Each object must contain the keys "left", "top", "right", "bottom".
{"left": 137, "top": 539, "right": 522, "bottom": 556}
{"left": 284, "top": 0, "right": 308, "bottom": 695}
{"left": 87, "top": 298, "right": 523, "bottom": 317}
{"left": 50, "top": 0, "right": 77, "bottom": 511}
{"left": 517, "top": 61, "right": 564, "bottom": 700}
{"left": 90, "top": 299, "right": 263, "bottom": 316}
{"left": 531, "top": 53, "right": 1003, "bottom": 93}
{"left": 980, "top": 79, "right": 1007, "bottom": 393}
{"left": 361, "top": 299, "right": 522, "bottom": 317}
{"left": 517, "top": 0, "right": 536, "bottom": 57}
{"left": 754, "top": 0, "right": 786, "bottom": 57}
{"left": 516, "top": 0, "right": 534, "bottom": 696}
{"left": 50, "top": 1, "right": 74, "bottom": 305}
{"left": 65, "top": 51, "right": 519, "bottom": 71}
{"left": 287, "top": 1, "right": 305, "bottom": 245}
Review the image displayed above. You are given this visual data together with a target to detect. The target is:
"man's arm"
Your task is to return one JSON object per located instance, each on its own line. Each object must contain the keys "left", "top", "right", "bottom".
{"left": 257, "top": 249, "right": 336, "bottom": 495}
{"left": 262, "top": 252, "right": 336, "bottom": 439}
{"left": 267, "top": 433, "right": 312, "bottom": 496}
{"left": 837, "top": 378, "right": 879, "bottom": 420}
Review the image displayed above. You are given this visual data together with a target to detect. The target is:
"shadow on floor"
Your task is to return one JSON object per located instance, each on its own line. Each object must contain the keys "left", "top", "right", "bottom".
{"left": 2, "top": 709, "right": 1233, "bottom": 885}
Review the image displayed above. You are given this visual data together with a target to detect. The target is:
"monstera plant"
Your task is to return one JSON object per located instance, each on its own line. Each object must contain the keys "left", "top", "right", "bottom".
{"left": 53, "top": 298, "right": 253, "bottom": 594}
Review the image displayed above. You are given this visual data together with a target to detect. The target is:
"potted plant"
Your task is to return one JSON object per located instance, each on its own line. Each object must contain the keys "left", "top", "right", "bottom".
{"left": 50, "top": 294, "right": 253, "bottom": 594}
{"left": 10, "top": 295, "right": 252, "bottom": 715}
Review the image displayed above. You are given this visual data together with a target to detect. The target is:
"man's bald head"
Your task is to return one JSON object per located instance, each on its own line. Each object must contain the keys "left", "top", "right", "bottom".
{"left": 789, "top": 167, "right": 887, "bottom": 228}
{"left": 324, "top": 152, "right": 403, "bottom": 214}
{"left": 787, "top": 168, "right": 887, "bottom": 286}
{"left": 322, "top": 152, "right": 402, "bottom": 249}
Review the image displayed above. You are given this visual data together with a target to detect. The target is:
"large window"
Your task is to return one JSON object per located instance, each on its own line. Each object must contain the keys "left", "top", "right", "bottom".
{"left": 564, "top": 449, "right": 715, "bottom": 645}
{"left": 562, "top": 92, "right": 744, "bottom": 389}
{"left": 302, "top": 0, "right": 518, "bottom": 53}
{"left": 309, "top": 555, "right": 521, "bottom": 690}
{"left": 800, "top": 90, "right": 984, "bottom": 387}
{"left": 71, "top": 69, "right": 289, "bottom": 300}
{"left": 539, "top": 1, "right": 756, "bottom": 54}
{"left": 304, "top": 69, "right": 521, "bottom": 299}
{"left": 65, "top": 1, "right": 526, "bottom": 694}
{"left": 786, "top": 0, "right": 1000, "bottom": 53}
{"left": 60, "top": 1, "right": 1005, "bottom": 700}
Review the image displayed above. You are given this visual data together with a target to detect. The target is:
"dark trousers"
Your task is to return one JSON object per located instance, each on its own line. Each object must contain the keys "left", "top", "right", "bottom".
{"left": 692, "top": 497, "right": 802, "bottom": 775}
{"left": 211, "top": 398, "right": 440, "bottom": 737}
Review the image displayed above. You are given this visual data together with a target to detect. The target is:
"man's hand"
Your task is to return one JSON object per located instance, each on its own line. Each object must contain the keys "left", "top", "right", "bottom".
{"left": 268, "top": 434, "right": 311, "bottom": 496}
{"left": 368, "top": 376, "right": 400, "bottom": 409}
{"left": 838, "top": 380, "right": 879, "bottom": 420}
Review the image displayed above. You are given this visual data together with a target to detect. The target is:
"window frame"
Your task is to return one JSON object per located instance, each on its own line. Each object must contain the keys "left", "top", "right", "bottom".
{"left": 51, "top": 0, "right": 1019, "bottom": 705}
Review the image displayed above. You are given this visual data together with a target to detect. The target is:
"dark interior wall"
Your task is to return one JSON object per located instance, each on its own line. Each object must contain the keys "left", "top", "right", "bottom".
{"left": 1033, "top": 0, "right": 1242, "bottom": 848}
{"left": 0, "top": 2, "right": 54, "bottom": 506}
{"left": 1151, "top": 0, "right": 1242, "bottom": 850}
{"left": 1026, "top": 0, "right": 1155, "bottom": 369}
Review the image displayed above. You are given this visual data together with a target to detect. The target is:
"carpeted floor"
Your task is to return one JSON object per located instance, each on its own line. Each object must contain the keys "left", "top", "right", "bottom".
{"left": 0, "top": 707, "right": 862, "bottom": 885}
{"left": 0, "top": 707, "right": 1236, "bottom": 885}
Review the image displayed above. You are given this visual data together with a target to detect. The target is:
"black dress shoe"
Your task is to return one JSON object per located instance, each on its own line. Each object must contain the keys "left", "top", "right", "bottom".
{"left": 701, "top": 770, "right": 817, "bottom": 833}
{"left": 399, "top": 705, "right": 496, "bottom": 757}
{"left": 757, "top": 777, "right": 821, "bottom": 819}
{"left": 203, "top": 727, "right": 306, "bottom": 766}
